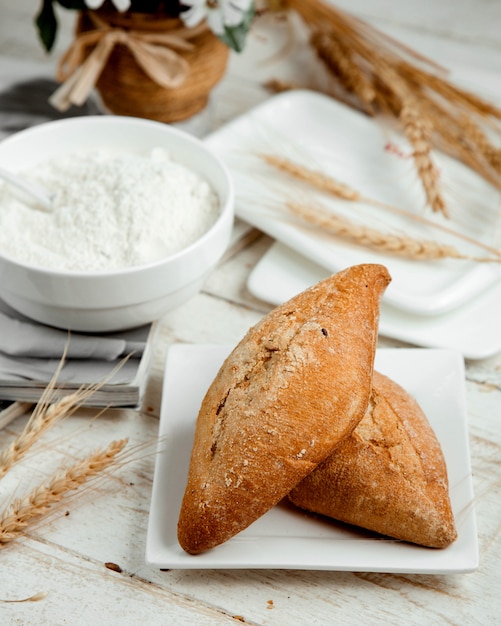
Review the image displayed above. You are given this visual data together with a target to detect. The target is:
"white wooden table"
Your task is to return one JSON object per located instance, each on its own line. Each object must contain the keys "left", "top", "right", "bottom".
{"left": 0, "top": 1, "right": 500, "bottom": 623}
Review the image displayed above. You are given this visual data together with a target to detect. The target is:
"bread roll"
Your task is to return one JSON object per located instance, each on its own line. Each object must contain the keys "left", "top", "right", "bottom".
{"left": 177, "top": 264, "right": 391, "bottom": 554}
{"left": 289, "top": 371, "right": 457, "bottom": 548}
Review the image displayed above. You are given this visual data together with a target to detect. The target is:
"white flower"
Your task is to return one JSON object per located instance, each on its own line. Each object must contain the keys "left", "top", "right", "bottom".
{"left": 84, "top": 0, "right": 132, "bottom": 11}
{"left": 182, "top": 0, "right": 253, "bottom": 35}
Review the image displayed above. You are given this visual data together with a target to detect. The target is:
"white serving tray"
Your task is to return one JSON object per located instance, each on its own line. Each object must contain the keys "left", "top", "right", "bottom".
{"left": 248, "top": 241, "right": 501, "bottom": 360}
{"left": 205, "top": 89, "right": 501, "bottom": 317}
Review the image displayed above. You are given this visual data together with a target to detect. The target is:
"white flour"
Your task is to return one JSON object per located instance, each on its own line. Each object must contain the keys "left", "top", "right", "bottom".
{"left": 0, "top": 148, "right": 219, "bottom": 271}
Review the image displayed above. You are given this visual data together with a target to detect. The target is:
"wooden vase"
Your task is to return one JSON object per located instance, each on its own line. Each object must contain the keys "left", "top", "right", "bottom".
{"left": 75, "top": 11, "right": 230, "bottom": 123}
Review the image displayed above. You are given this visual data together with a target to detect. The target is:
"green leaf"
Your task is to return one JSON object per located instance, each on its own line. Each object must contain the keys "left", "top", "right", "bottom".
{"left": 219, "top": 5, "right": 255, "bottom": 53}
{"left": 35, "top": 0, "right": 58, "bottom": 52}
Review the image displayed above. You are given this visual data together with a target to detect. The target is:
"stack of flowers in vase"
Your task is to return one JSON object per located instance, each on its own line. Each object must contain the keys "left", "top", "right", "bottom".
{"left": 35, "top": 0, "right": 256, "bottom": 122}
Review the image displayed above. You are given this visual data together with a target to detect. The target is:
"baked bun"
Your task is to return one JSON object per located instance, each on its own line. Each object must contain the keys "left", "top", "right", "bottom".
{"left": 177, "top": 264, "right": 391, "bottom": 554}
{"left": 289, "top": 370, "right": 457, "bottom": 548}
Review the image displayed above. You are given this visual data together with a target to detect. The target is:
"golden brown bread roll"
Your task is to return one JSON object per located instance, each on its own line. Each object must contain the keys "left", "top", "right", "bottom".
{"left": 289, "top": 370, "right": 457, "bottom": 548}
{"left": 177, "top": 264, "right": 391, "bottom": 554}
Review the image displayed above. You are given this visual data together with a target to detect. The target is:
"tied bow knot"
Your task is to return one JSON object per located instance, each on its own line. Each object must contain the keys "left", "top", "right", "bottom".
{"left": 50, "top": 13, "right": 207, "bottom": 112}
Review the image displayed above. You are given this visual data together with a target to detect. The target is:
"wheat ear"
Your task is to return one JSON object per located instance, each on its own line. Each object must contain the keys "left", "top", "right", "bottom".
{"left": 0, "top": 349, "right": 134, "bottom": 480}
{"left": 310, "top": 29, "right": 376, "bottom": 114}
{"left": 287, "top": 201, "right": 500, "bottom": 263}
{"left": 411, "top": 96, "right": 501, "bottom": 193}
{"left": 396, "top": 59, "right": 501, "bottom": 122}
{"left": 260, "top": 152, "right": 501, "bottom": 258}
{"left": 392, "top": 77, "right": 501, "bottom": 190}
{"left": 371, "top": 58, "right": 449, "bottom": 218}
{"left": 399, "top": 102, "right": 448, "bottom": 217}
{"left": 0, "top": 388, "right": 98, "bottom": 481}
{"left": 0, "top": 438, "right": 127, "bottom": 546}
{"left": 288, "top": 0, "right": 501, "bottom": 197}
{"left": 286, "top": 1, "right": 446, "bottom": 216}
{"left": 260, "top": 153, "right": 361, "bottom": 200}
{"left": 459, "top": 114, "right": 501, "bottom": 171}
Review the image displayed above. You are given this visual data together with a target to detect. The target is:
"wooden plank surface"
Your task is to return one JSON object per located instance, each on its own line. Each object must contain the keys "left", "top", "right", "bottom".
{"left": 0, "top": 1, "right": 500, "bottom": 624}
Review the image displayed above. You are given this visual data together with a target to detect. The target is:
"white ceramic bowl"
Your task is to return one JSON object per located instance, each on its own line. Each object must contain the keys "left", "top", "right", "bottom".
{"left": 0, "top": 116, "right": 234, "bottom": 332}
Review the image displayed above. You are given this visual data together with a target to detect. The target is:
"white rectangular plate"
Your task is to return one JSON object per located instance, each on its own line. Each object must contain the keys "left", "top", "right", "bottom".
{"left": 146, "top": 344, "right": 478, "bottom": 573}
{"left": 248, "top": 241, "right": 501, "bottom": 360}
{"left": 204, "top": 89, "right": 501, "bottom": 317}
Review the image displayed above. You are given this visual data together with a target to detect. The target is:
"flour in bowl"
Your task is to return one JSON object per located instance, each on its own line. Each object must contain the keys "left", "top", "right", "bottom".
{"left": 0, "top": 148, "right": 220, "bottom": 271}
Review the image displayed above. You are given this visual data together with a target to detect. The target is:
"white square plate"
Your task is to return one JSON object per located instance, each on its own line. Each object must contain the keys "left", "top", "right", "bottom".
{"left": 248, "top": 241, "right": 501, "bottom": 360}
{"left": 146, "top": 344, "right": 478, "bottom": 573}
{"left": 204, "top": 90, "right": 501, "bottom": 317}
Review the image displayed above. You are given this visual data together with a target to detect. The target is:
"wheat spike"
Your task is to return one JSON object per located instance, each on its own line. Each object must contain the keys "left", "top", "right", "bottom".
{"left": 391, "top": 65, "right": 501, "bottom": 185}
{"left": 373, "top": 75, "right": 402, "bottom": 115}
{"left": 260, "top": 153, "right": 361, "bottom": 200}
{"left": 261, "top": 152, "right": 501, "bottom": 259}
{"left": 0, "top": 347, "right": 70, "bottom": 479}
{"left": 390, "top": 77, "right": 501, "bottom": 188}
{"left": 459, "top": 114, "right": 501, "bottom": 171}
{"left": 0, "top": 389, "right": 96, "bottom": 480}
{"left": 287, "top": 0, "right": 501, "bottom": 197}
{"left": 369, "top": 57, "right": 449, "bottom": 218}
{"left": 310, "top": 29, "right": 376, "bottom": 114}
{"left": 0, "top": 349, "right": 133, "bottom": 480}
{"left": 0, "top": 438, "right": 128, "bottom": 545}
{"left": 396, "top": 59, "right": 501, "bottom": 122}
{"left": 438, "top": 123, "right": 501, "bottom": 190}
{"left": 287, "top": 201, "right": 500, "bottom": 263}
{"left": 417, "top": 96, "right": 501, "bottom": 192}
{"left": 400, "top": 102, "right": 448, "bottom": 217}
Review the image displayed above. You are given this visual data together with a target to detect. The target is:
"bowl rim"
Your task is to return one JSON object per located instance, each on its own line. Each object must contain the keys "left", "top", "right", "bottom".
{"left": 0, "top": 115, "right": 235, "bottom": 278}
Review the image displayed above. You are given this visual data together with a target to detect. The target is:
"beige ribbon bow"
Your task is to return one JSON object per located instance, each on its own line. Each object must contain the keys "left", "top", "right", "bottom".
{"left": 50, "top": 14, "right": 207, "bottom": 112}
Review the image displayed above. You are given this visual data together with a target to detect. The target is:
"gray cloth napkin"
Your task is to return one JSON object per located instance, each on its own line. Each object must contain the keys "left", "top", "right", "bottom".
{"left": 0, "top": 352, "right": 141, "bottom": 384}
{"left": 0, "top": 310, "right": 144, "bottom": 360}
{"left": 0, "top": 299, "right": 149, "bottom": 386}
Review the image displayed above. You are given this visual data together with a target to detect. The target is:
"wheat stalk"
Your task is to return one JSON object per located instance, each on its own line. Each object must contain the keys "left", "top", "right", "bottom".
{"left": 287, "top": 0, "right": 383, "bottom": 60}
{"left": 0, "top": 592, "right": 48, "bottom": 603}
{"left": 0, "top": 350, "right": 70, "bottom": 479}
{"left": 399, "top": 101, "right": 448, "bottom": 217}
{"left": 0, "top": 388, "right": 98, "bottom": 480}
{"left": 0, "top": 350, "right": 134, "bottom": 480}
{"left": 364, "top": 57, "right": 449, "bottom": 217}
{"left": 287, "top": 201, "right": 500, "bottom": 263}
{"left": 459, "top": 114, "right": 501, "bottom": 171}
{"left": 260, "top": 152, "right": 501, "bottom": 258}
{"left": 261, "top": 153, "right": 361, "bottom": 200}
{"left": 396, "top": 59, "right": 501, "bottom": 122}
{"left": 417, "top": 96, "right": 501, "bottom": 192}
{"left": 396, "top": 70, "right": 501, "bottom": 182}
{"left": 287, "top": 0, "right": 501, "bottom": 123}
{"left": 310, "top": 28, "right": 448, "bottom": 215}
{"left": 373, "top": 74, "right": 402, "bottom": 116}
{"left": 310, "top": 29, "right": 376, "bottom": 114}
{"left": 285, "top": 0, "right": 501, "bottom": 212}
{"left": 0, "top": 438, "right": 128, "bottom": 546}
